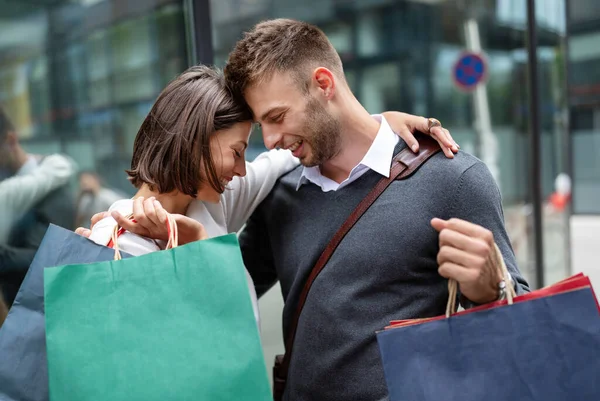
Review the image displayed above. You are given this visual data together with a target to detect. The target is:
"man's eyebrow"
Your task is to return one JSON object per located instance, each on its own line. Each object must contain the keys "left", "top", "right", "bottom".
{"left": 259, "top": 107, "right": 287, "bottom": 122}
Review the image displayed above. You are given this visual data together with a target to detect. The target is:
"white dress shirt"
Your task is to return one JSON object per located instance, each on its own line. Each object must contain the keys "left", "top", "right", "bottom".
{"left": 297, "top": 115, "right": 399, "bottom": 192}
{"left": 89, "top": 149, "right": 300, "bottom": 329}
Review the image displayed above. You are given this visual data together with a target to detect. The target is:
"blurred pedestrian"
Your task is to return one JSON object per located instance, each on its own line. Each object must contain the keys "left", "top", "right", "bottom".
{"left": 0, "top": 107, "right": 76, "bottom": 307}
{"left": 75, "top": 171, "right": 125, "bottom": 229}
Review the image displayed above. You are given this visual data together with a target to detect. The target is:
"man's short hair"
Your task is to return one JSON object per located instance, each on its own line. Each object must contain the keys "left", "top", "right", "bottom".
{"left": 0, "top": 106, "right": 15, "bottom": 141}
{"left": 126, "top": 65, "right": 252, "bottom": 197}
{"left": 224, "top": 18, "right": 345, "bottom": 98}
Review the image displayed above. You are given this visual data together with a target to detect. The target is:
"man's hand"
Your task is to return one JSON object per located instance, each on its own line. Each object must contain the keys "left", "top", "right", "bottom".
{"left": 431, "top": 218, "right": 502, "bottom": 304}
{"left": 382, "top": 112, "right": 459, "bottom": 158}
{"left": 111, "top": 197, "right": 208, "bottom": 245}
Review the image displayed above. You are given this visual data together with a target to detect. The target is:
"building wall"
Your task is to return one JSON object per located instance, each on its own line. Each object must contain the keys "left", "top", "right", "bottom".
{"left": 568, "top": 0, "right": 600, "bottom": 214}
{"left": 0, "top": 0, "right": 189, "bottom": 198}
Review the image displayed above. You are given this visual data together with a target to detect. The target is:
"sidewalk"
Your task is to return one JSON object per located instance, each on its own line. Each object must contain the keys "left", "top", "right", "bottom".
{"left": 570, "top": 215, "right": 600, "bottom": 294}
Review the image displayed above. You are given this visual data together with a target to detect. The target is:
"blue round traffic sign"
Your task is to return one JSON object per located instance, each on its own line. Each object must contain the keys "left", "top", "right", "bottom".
{"left": 453, "top": 53, "right": 487, "bottom": 91}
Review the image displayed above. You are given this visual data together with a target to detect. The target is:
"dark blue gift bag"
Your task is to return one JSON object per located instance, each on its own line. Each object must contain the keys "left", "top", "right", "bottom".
{"left": 0, "top": 225, "right": 131, "bottom": 401}
{"left": 377, "top": 275, "right": 600, "bottom": 401}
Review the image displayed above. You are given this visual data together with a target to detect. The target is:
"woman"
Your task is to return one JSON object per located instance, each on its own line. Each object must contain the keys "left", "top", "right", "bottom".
{"left": 84, "top": 65, "right": 457, "bottom": 326}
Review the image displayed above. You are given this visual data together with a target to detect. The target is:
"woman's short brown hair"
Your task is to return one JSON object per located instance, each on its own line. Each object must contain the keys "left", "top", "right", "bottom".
{"left": 127, "top": 65, "right": 252, "bottom": 197}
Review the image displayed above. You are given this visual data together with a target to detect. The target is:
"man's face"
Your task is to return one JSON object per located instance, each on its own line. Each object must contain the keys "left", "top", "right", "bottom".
{"left": 244, "top": 71, "right": 341, "bottom": 167}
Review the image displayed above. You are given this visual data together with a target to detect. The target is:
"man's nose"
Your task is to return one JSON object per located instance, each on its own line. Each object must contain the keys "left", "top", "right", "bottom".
{"left": 261, "top": 126, "right": 283, "bottom": 150}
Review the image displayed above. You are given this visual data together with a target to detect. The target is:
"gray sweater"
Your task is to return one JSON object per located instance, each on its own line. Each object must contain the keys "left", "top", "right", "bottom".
{"left": 239, "top": 140, "right": 529, "bottom": 401}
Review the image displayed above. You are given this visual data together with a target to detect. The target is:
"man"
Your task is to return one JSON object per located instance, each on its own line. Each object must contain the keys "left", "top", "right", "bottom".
{"left": 224, "top": 19, "right": 529, "bottom": 401}
{"left": 0, "top": 107, "right": 76, "bottom": 306}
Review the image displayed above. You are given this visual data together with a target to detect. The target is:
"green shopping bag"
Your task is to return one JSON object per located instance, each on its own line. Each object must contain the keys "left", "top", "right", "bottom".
{"left": 43, "top": 233, "right": 270, "bottom": 401}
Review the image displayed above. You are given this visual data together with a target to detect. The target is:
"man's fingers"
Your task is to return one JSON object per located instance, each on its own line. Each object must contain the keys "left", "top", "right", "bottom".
{"left": 445, "top": 218, "right": 494, "bottom": 244}
{"left": 439, "top": 228, "right": 491, "bottom": 257}
{"left": 438, "top": 262, "right": 478, "bottom": 282}
{"left": 437, "top": 245, "right": 486, "bottom": 270}
{"left": 431, "top": 217, "right": 448, "bottom": 233}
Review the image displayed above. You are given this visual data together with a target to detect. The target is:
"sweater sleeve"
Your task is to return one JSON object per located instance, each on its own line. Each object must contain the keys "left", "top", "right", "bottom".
{"left": 448, "top": 161, "right": 530, "bottom": 304}
{"left": 221, "top": 149, "right": 299, "bottom": 233}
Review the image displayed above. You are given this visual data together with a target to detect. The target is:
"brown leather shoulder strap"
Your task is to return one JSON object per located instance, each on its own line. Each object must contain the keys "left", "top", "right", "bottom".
{"left": 280, "top": 134, "right": 441, "bottom": 378}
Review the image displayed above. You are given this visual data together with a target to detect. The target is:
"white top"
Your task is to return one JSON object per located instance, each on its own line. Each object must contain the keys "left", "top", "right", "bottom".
{"left": 297, "top": 115, "right": 399, "bottom": 192}
{"left": 0, "top": 154, "right": 75, "bottom": 243}
{"left": 89, "top": 149, "right": 299, "bottom": 329}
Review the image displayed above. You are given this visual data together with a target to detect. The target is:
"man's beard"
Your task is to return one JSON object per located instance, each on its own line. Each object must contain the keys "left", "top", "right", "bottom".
{"left": 299, "top": 97, "right": 342, "bottom": 167}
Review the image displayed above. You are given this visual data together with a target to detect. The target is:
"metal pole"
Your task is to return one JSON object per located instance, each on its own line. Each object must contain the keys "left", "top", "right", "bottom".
{"left": 563, "top": 0, "right": 573, "bottom": 275}
{"left": 526, "top": 0, "right": 545, "bottom": 289}
{"left": 464, "top": 18, "right": 500, "bottom": 189}
{"left": 184, "top": 0, "right": 214, "bottom": 66}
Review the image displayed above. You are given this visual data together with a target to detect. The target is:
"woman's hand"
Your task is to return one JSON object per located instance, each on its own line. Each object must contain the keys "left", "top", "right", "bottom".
{"left": 75, "top": 211, "right": 109, "bottom": 237}
{"left": 112, "top": 197, "right": 208, "bottom": 246}
{"left": 381, "top": 112, "right": 459, "bottom": 158}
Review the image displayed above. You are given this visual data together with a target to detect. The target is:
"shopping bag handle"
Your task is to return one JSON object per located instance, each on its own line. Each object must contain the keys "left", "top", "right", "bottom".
{"left": 445, "top": 243, "right": 516, "bottom": 317}
{"left": 112, "top": 213, "right": 179, "bottom": 261}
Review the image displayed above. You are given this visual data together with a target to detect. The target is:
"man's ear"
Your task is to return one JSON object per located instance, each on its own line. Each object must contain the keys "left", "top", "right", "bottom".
{"left": 312, "top": 67, "right": 336, "bottom": 100}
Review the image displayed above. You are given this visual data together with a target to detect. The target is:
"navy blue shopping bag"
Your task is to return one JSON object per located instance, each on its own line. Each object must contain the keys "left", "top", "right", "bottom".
{"left": 0, "top": 224, "right": 131, "bottom": 401}
{"left": 376, "top": 275, "right": 600, "bottom": 401}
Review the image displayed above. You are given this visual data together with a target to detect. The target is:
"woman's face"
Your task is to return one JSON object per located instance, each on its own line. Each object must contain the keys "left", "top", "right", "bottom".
{"left": 196, "top": 121, "right": 252, "bottom": 202}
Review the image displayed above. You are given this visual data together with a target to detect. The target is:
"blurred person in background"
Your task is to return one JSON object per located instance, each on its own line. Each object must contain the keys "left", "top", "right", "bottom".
{"left": 75, "top": 171, "right": 126, "bottom": 229}
{"left": 0, "top": 107, "right": 76, "bottom": 307}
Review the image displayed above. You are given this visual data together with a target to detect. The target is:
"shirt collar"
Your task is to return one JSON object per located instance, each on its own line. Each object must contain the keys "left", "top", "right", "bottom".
{"left": 16, "top": 155, "right": 39, "bottom": 176}
{"left": 297, "top": 114, "right": 399, "bottom": 190}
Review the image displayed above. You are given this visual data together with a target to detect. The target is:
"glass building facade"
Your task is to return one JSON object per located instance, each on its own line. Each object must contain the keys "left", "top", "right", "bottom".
{"left": 0, "top": 0, "right": 189, "bottom": 195}
{"left": 568, "top": 0, "right": 600, "bottom": 214}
